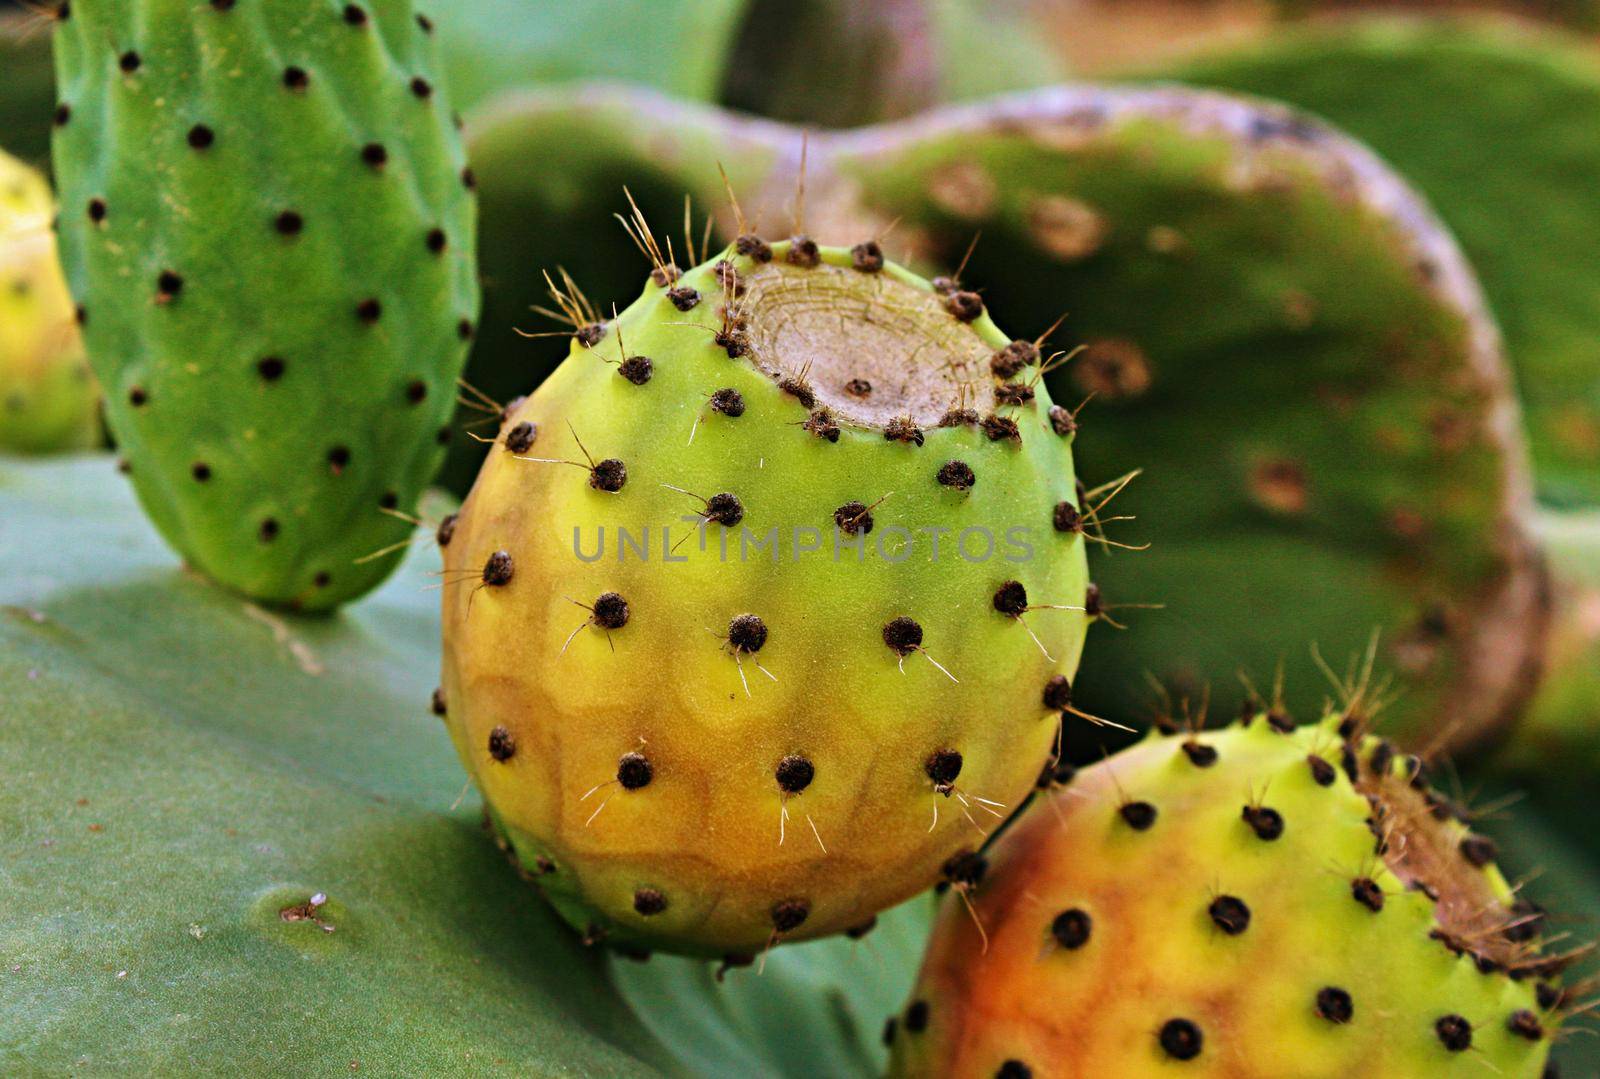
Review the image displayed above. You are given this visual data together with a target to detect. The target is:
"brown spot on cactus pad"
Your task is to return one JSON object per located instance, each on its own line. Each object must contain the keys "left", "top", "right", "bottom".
{"left": 1026, "top": 194, "right": 1107, "bottom": 261}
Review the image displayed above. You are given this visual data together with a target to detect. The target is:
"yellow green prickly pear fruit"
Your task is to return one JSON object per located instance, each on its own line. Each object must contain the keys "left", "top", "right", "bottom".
{"left": 889, "top": 713, "right": 1562, "bottom": 1078}
{"left": 0, "top": 149, "right": 98, "bottom": 454}
{"left": 439, "top": 229, "right": 1094, "bottom": 958}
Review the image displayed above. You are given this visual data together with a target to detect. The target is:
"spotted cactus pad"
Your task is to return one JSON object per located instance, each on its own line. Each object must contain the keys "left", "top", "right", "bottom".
{"left": 439, "top": 233, "right": 1097, "bottom": 957}
{"left": 888, "top": 714, "right": 1562, "bottom": 1078}
{"left": 51, "top": 0, "right": 478, "bottom": 609}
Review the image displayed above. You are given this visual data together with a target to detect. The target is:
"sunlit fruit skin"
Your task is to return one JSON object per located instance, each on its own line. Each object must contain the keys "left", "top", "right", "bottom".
{"left": 439, "top": 241, "right": 1092, "bottom": 957}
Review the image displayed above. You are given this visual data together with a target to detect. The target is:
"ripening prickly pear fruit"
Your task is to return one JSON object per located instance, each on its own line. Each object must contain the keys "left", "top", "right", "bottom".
{"left": 888, "top": 713, "right": 1562, "bottom": 1078}
{"left": 439, "top": 231, "right": 1094, "bottom": 957}
{"left": 51, "top": 0, "right": 478, "bottom": 609}
{"left": 0, "top": 149, "right": 98, "bottom": 454}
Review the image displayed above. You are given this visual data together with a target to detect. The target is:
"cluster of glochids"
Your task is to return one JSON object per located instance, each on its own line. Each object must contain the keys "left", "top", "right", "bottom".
{"left": 887, "top": 702, "right": 1570, "bottom": 1078}
{"left": 433, "top": 185, "right": 1163, "bottom": 958}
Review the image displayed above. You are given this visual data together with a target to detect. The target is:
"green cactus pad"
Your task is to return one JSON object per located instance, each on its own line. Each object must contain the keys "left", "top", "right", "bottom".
{"left": 441, "top": 241, "right": 1091, "bottom": 956}
{"left": 1499, "top": 510, "right": 1600, "bottom": 776}
{"left": 1168, "top": 18, "right": 1600, "bottom": 510}
{"left": 465, "top": 83, "right": 1545, "bottom": 748}
{"left": 51, "top": 0, "right": 478, "bottom": 610}
{"left": 0, "top": 148, "right": 99, "bottom": 454}
{"left": 889, "top": 715, "right": 1560, "bottom": 1078}
{"left": 0, "top": 12, "right": 58, "bottom": 165}
{"left": 0, "top": 453, "right": 922, "bottom": 1074}
{"left": 434, "top": 0, "right": 751, "bottom": 114}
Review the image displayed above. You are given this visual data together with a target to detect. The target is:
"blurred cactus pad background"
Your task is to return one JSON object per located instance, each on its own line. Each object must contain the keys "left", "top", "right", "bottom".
{"left": 4, "top": 0, "right": 1600, "bottom": 1074}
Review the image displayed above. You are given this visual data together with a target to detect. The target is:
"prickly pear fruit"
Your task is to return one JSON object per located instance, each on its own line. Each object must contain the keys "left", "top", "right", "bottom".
{"left": 0, "top": 150, "right": 51, "bottom": 227}
{"left": 51, "top": 0, "right": 478, "bottom": 610}
{"left": 888, "top": 712, "right": 1561, "bottom": 1078}
{"left": 0, "top": 148, "right": 97, "bottom": 454}
{"left": 440, "top": 233, "right": 1092, "bottom": 957}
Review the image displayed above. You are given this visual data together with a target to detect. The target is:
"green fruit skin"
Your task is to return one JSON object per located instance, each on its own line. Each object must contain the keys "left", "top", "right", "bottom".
{"left": 52, "top": 0, "right": 478, "bottom": 610}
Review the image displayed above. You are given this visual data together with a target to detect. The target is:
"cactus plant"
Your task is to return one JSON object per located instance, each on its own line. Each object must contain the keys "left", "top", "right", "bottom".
{"left": 440, "top": 234, "right": 1091, "bottom": 957}
{"left": 464, "top": 83, "right": 1545, "bottom": 749}
{"left": 8, "top": 448, "right": 1590, "bottom": 1074}
{"left": 8, "top": 450, "right": 1591, "bottom": 1074}
{"left": 51, "top": 0, "right": 478, "bottom": 610}
{"left": 888, "top": 713, "right": 1562, "bottom": 1078}
{"left": 0, "top": 147, "right": 98, "bottom": 453}
{"left": 11, "top": 9, "right": 1599, "bottom": 1073}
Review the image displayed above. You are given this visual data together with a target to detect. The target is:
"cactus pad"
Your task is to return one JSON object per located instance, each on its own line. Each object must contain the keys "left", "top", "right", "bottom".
{"left": 52, "top": 0, "right": 478, "bottom": 609}
{"left": 888, "top": 714, "right": 1561, "bottom": 1078}
{"left": 1170, "top": 18, "right": 1600, "bottom": 510}
{"left": 440, "top": 239, "right": 1092, "bottom": 956}
{"left": 1501, "top": 510, "right": 1600, "bottom": 777}
{"left": 464, "top": 83, "right": 1546, "bottom": 747}
{"left": 0, "top": 148, "right": 97, "bottom": 454}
